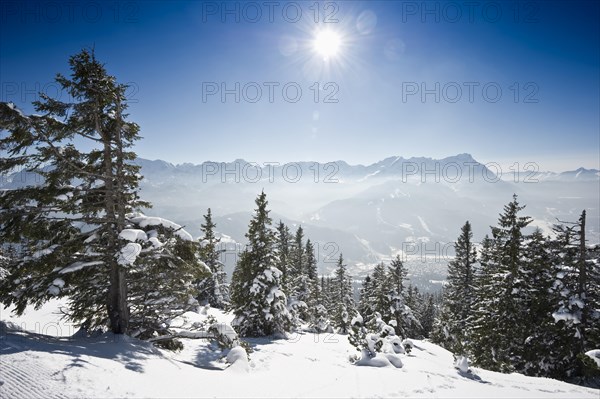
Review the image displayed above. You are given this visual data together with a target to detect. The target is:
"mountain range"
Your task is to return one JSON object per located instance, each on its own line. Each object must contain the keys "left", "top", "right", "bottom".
{"left": 2, "top": 153, "right": 598, "bottom": 290}
{"left": 131, "top": 154, "right": 600, "bottom": 289}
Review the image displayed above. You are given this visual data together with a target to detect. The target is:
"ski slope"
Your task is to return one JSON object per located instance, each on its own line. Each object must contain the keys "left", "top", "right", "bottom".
{"left": 1, "top": 301, "right": 598, "bottom": 398}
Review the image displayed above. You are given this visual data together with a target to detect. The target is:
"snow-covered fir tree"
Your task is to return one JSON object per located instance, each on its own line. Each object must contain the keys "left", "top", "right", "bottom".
{"left": 230, "top": 191, "right": 294, "bottom": 337}
{"left": 372, "top": 262, "right": 393, "bottom": 322}
{"left": 469, "top": 195, "right": 532, "bottom": 372}
{"left": 432, "top": 221, "right": 477, "bottom": 355}
{"left": 358, "top": 275, "right": 376, "bottom": 321}
{"left": 305, "top": 239, "right": 322, "bottom": 325}
{"left": 0, "top": 49, "right": 149, "bottom": 334}
{"left": 404, "top": 285, "right": 424, "bottom": 338}
{"left": 550, "top": 210, "right": 600, "bottom": 380}
{"left": 288, "top": 226, "right": 311, "bottom": 322}
{"left": 387, "top": 255, "right": 420, "bottom": 339}
{"left": 196, "top": 208, "right": 229, "bottom": 309}
{"left": 319, "top": 275, "right": 336, "bottom": 324}
{"left": 518, "top": 228, "right": 564, "bottom": 377}
{"left": 331, "top": 254, "right": 356, "bottom": 333}
{"left": 121, "top": 214, "right": 210, "bottom": 343}
{"left": 275, "top": 221, "right": 292, "bottom": 294}
{"left": 419, "top": 293, "right": 437, "bottom": 338}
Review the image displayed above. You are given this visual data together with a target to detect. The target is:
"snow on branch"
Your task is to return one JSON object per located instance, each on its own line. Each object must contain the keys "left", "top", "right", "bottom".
{"left": 127, "top": 213, "right": 193, "bottom": 241}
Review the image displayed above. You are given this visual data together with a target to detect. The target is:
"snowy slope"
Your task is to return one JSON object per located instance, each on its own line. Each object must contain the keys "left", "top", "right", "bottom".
{"left": 1, "top": 303, "right": 598, "bottom": 399}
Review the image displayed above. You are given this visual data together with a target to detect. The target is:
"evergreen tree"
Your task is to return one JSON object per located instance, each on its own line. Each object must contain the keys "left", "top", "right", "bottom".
{"left": 230, "top": 191, "right": 293, "bottom": 337}
{"left": 321, "top": 276, "right": 335, "bottom": 316}
{"left": 371, "top": 262, "right": 393, "bottom": 322}
{"left": 387, "top": 255, "right": 419, "bottom": 338}
{"left": 305, "top": 239, "right": 321, "bottom": 323}
{"left": 0, "top": 49, "right": 148, "bottom": 334}
{"left": 289, "top": 226, "right": 307, "bottom": 299}
{"left": 519, "top": 228, "right": 563, "bottom": 377}
{"left": 197, "top": 208, "right": 229, "bottom": 308}
{"left": 432, "top": 221, "right": 477, "bottom": 354}
{"left": 310, "top": 270, "right": 332, "bottom": 333}
{"left": 275, "top": 221, "right": 292, "bottom": 293}
{"left": 420, "top": 294, "right": 436, "bottom": 338}
{"left": 405, "top": 285, "right": 423, "bottom": 338}
{"left": 124, "top": 216, "right": 209, "bottom": 341}
{"left": 550, "top": 211, "right": 600, "bottom": 380}
{"left": 358, "top": 275, "right": 376, "bottom": 321}
{"left": 331, "top": 254, "right": 356, "bottom": 333}
{"left": 389, "top": 255, "right": 408, "bottom": 297}
{"left": 470, "top": 194, "right": 531, "bottom": 372}
{"left": 285, "top": 225, "right": 311, "bottom": 323}
{"left": 469, "top": 235, "right": 498, "bottom": 368}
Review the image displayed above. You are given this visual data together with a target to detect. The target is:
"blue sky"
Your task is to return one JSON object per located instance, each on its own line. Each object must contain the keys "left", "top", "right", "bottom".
{"left": 1, "top": 0, "right": 599, "bottom": 171}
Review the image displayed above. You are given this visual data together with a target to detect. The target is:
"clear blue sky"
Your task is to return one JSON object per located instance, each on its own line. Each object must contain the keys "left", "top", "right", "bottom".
{"left": 1, "top": 0, "right": 599, "bottom": 171}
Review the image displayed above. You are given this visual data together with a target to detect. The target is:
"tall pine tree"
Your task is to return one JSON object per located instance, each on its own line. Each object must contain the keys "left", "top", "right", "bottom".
{"left": 230, "top": 191, "right": 293, "bottom": 337}
{"left": 197, "top": 208, "right": 229, "bottom": 308}
{"left": 0, "top": 49, "right": 148, "bottom": 334}
{"left": 470, "top": 194, "right": 531, "bottom": 372}
{"left": 331, "top": 254, "right": 356, "bottom": 333}
{"left": 432, "top": 221, "right": 477, "bottom": 355}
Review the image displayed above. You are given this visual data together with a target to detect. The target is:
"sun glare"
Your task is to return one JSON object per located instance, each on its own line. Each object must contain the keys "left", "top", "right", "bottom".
{"left": 313, "top": 30, "right": 341, "bottom": 59}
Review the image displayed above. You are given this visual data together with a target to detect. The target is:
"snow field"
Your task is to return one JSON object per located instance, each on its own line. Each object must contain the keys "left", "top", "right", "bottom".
{"left": 1, "top": 302, "right": 598, "bottom": 398}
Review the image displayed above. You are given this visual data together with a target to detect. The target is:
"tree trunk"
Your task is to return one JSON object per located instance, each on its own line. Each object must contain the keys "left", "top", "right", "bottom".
{"left": 98, "top": 109, "right": 129, "bottom": 334}
{"left": 109, "top": 261, "right": 129, "bottom": 334}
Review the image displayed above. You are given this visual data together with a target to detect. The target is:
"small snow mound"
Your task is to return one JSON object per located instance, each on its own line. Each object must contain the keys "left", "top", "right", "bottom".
{"left": 454, "top": 355, "right": 470, "bottom": 373}
{"left": 355, "top": 350, "right": 398, "bottom": 368}
{"left": 384, "top": 353, "right": 404, "bottom": 368}
{"left": 226, "top": 346, "right": 249, "bottom": 373}
{"left": 389, "top": 336, "right": 405, "bottom": 354}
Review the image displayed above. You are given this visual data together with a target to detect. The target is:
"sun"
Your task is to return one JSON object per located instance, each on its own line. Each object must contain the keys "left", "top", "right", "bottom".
{"left": 313, "top": 30, "right": 342, "bottom": 59}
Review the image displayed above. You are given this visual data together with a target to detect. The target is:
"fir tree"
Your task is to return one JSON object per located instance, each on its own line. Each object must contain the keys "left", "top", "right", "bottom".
{"left": 551, "top": 211, "right": 600, "bottom": 380}
{"left": 230, "top": 191, "right": 293, "bottom": 337}
{"left": 371, "top": 262, "right": 393, "bottom": 322}
{"left": 0, "top": 49, "right": 148, "bottom": 334}
{"left": 321, "top": 276, "right": 335, "bottom": 316}
{"left": 305, "top": 239, "right": 321, "bottom": 323}
{"left": 468, "top": 235, "right": 499, "bottom": 368}
{"left": 405, "top": 285, "right": 423, "bottom": 338}
{"left": 432, "top": 221, "right": 477, "bottom": 355}
{"left": 358, "top": 275, "right": 376, "bottom": 321}
{"left": 197, "top": 208, "right": 229, "bottom": 308}
{"left": 470, "top": 194, "right": 531, "bottom": 372}
{"left": 331, "top": 254, "right": 356, "bottom": 333}
{"left": 420, "top": 294, "right": 436, "bottom": 338}
{"left": 519, "top": 228, "right": 563, "bottom": 377}
{"left": 289, "top": 226, "right": 307, "bottom": 300}
{"left": 124, "top": 217, "right": 209, "bottom": 341}
{"left": 275, "top": 221, "right": 292, "bottom": 293}
{"left": 387, "top": 255, "right": 419, "bottom": 338}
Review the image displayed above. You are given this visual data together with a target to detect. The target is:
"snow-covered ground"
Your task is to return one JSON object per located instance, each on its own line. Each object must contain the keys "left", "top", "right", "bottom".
{"left": 1, "top": 301, "right": 598, "bottom": 398}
